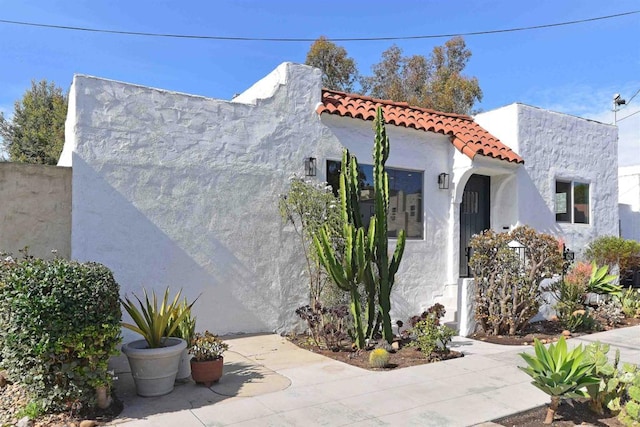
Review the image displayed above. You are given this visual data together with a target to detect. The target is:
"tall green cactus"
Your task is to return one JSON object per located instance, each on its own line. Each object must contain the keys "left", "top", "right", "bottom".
{"left": 314, "top": 107, "right": 405, "bottom": 348}
{"left": 314, "top": 150, "right": 373, "bottom": 349}
{"left": 371, "top": 107, "right": 406, "bottom": 344}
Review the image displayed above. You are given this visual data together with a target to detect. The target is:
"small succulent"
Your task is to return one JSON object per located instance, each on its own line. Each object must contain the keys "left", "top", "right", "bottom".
{"left": 369, "top": 348, "right": 390, "bottom": 369}
{"left": 190, "top": 331, "right": 229, "bottom": 362}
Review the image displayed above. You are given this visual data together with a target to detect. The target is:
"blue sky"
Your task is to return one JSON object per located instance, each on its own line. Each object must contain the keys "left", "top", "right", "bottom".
{"left": 1, "top": 1, "right": 638, "bottom": 165}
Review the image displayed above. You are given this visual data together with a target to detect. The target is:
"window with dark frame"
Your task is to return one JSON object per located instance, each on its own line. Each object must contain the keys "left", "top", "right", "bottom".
{"left": 326, "top": 160, "right": 424, "bottom": 239}
{"left": 555, "top": 180, "right": 589, "bottom": 224}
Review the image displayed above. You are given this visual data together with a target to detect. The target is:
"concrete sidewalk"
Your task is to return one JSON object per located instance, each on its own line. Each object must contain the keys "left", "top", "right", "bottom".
{"left": 107, "top": 326, "right": 640, "bottom": 427}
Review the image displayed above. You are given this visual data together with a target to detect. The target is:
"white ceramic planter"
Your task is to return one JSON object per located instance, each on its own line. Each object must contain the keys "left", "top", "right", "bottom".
{"left": 122, "top": 337, "right": 186, "bottom": 397}
{"left": 175, "top": 347, "right": 192, "bottom": 381}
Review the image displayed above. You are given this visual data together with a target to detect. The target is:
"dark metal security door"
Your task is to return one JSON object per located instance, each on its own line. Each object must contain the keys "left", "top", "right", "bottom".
{"left": 459, "top": 174, "right": 490, "bottom": 277}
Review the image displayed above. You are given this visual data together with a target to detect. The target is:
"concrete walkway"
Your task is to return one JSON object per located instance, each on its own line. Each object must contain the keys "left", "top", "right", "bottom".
{"left": 107, "top": 326, "right": 640, "bottom": 427}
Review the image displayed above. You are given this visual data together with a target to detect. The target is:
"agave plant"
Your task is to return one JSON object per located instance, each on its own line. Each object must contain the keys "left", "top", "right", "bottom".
{"left": 587, "top": 262, "right": 622, "bottom": 298}
{"left": 519, "top": 336, "right": 599, "bottom": 424}
{"left": 121, "top": 287, "right": 195, "bottom": 348}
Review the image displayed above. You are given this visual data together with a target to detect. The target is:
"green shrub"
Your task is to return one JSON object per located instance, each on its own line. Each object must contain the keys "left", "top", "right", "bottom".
{"left": 470, "top": 225, "right": 564, "bottom": 336}
{"left": 548, "top": 262, "right": 589, "bottom": 327}
{"left": 279, "top": 177, "right": 343, "bottom": 308}
{"left": 407, "top": 304, "right": 455, "bottom": 358}
{"left": 585, "top": 236, "right": 640, "bottom": 280}
{"left": 0, "top": 258, "right": 121, "bottom": 412}
{"left": 618, "top": 365, "right": 640, "bottom": 426}
{"left": 621, "top": 287, "right": 640, "bottom": 318}
{"left": 584, "top": 342, "right": 625, "bottom": 415}
{"left": 563, "top": 309, "right": 601, "bottom": 333}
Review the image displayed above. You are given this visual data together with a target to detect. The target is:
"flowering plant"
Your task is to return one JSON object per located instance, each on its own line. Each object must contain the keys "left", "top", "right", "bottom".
{"left": 190, "top": 331, "right": 228, "bottom": 361}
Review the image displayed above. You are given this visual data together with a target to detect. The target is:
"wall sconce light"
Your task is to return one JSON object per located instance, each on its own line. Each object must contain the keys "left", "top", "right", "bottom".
{"left": 304, "top": 157, "right": 317, "bottom": 177}
{"left": 438, "top": 172, "right": 450, "bottom": 190}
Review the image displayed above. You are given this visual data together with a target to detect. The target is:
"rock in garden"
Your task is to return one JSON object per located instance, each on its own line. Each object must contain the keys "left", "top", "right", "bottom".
{"left": 562, "top": 330, "right": 571, "bottom": 337}
{"left": 79, "top": 421, "right": 98, "bottom": 427}
{"left": 16, "top": 417, "right": 33, "bottom": 427}
{"left": 391, "top": 341, "right": 400, "bottom": 351}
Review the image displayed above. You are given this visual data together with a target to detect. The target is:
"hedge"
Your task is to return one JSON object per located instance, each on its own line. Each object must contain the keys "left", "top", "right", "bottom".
{"left": 0, "top": 257, "right": 121, "bottom": 412}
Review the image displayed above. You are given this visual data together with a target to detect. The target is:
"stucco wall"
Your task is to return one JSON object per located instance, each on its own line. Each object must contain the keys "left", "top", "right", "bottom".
{"left": 61, "top": 62, "right": 468, "bottom": 338}
{"left": 476, "top": 104, "right": 619, "bottom": 255}
{"left": 619, "top": 165, "right": 640, "bottom": 241}
{"left": 0, "top": 163, "right": 71, "bottom": 259}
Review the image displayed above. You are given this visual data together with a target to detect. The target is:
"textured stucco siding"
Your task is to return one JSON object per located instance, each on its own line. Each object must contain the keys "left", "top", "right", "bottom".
{"left": 0, "top": 163, "right": 71, "bottom": 259}
{"left": 619, "top": 165, "right": 640, "bottom": 241}
{"left": 476, "top": 103, "right": 619, "bottom": 255}
{"left": 61, "top": 63, "right": 460, "bottom": 337}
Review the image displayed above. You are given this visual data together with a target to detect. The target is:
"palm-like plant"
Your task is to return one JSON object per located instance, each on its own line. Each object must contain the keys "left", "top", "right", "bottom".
{"left": 121, "top": 288, "right": 195, "bottom": 348}
{"left": 519, "top": 336, "right": 599, "bottom": 424}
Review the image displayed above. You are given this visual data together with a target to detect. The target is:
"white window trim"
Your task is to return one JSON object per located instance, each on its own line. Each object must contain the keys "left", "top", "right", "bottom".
{"left": 555, "top": 179, "right": 591, "bottom": 225}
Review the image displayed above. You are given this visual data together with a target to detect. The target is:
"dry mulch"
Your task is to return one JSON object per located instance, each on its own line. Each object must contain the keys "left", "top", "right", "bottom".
{"left": 471, "top": 317, "right": 640, "bottom": 347}
{"left": 0, "top": 376, "right": 122, "bottom": 427}
{"left": 494, "top": 399, "right": 624, "bottom": 426}
{"left": 286, "top": 335, "right": 463, "bottom": 370}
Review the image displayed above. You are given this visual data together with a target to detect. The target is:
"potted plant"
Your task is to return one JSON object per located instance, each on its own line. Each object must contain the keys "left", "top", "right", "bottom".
{"left": 120, "top": 287, "right": 194, "bottom": 397}
{"left": 168, "top": 298, "right": 197, "bottom": 381}
{"left": 190, "top": 331, "right": 229, "bottom": 387}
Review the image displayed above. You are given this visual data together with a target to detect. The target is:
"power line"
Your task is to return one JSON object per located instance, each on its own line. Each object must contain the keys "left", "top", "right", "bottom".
{"left": 617, "top": 109, "right": 640, "bottom": 122}
{"left": 624, "top": 88, "right": 640, "bottom": 106}
{"left": 0, "top": 10, "right": 638, "bottom": 42}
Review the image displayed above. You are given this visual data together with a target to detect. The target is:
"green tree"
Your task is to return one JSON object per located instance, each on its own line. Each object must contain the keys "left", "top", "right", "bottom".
{"left": 361, "top": 37, "right": 482, "bottom": 114}
{"left": 0, "top": 79, "right": 68, "bottom": 165}
{"left": 305, "top": 36, "right": 358, "bottom": 93}
{"left": 427, "top": 37, "right": 483, "bottom": 114}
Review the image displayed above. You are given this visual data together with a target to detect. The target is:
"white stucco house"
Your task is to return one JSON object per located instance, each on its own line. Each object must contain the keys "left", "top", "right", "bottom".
{"left": 58, "top": 62, "right": 618, "bottom": 338}
{"left": 619, "top": 165, "right": 640, "bottom": 242}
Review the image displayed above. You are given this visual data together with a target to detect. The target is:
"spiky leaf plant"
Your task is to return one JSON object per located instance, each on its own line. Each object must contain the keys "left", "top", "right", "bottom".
{"left": 519, "top": 336, "right": 599, "bottom": 424}
{"left": 121, "top": 287, "right": 195, "bottom": 348}
{"left": 588, "top": 262, "right": 622, "bottom": 298}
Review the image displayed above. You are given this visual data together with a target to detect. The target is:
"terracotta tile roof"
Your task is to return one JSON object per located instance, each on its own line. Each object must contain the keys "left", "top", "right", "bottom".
{"left": 317, "top": 89, "right": 523, "bottom": 164}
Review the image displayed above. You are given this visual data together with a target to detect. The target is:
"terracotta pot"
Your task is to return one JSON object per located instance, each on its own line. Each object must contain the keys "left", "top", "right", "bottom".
{"left": 190, "top": 357, "right": 223, "bottom": 387}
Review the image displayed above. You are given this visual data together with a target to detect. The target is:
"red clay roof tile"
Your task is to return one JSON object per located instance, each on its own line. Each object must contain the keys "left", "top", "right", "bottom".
{"left": 317, "top": 89, "right": 523, "bottom": 164}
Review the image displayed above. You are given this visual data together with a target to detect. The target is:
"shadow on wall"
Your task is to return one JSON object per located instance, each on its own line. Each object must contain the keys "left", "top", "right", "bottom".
{"left": 619, "top": 203, "right": 640, "bottom": 241}
{"left": 71, "top": 156, "right": 292, "bottom": 337}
